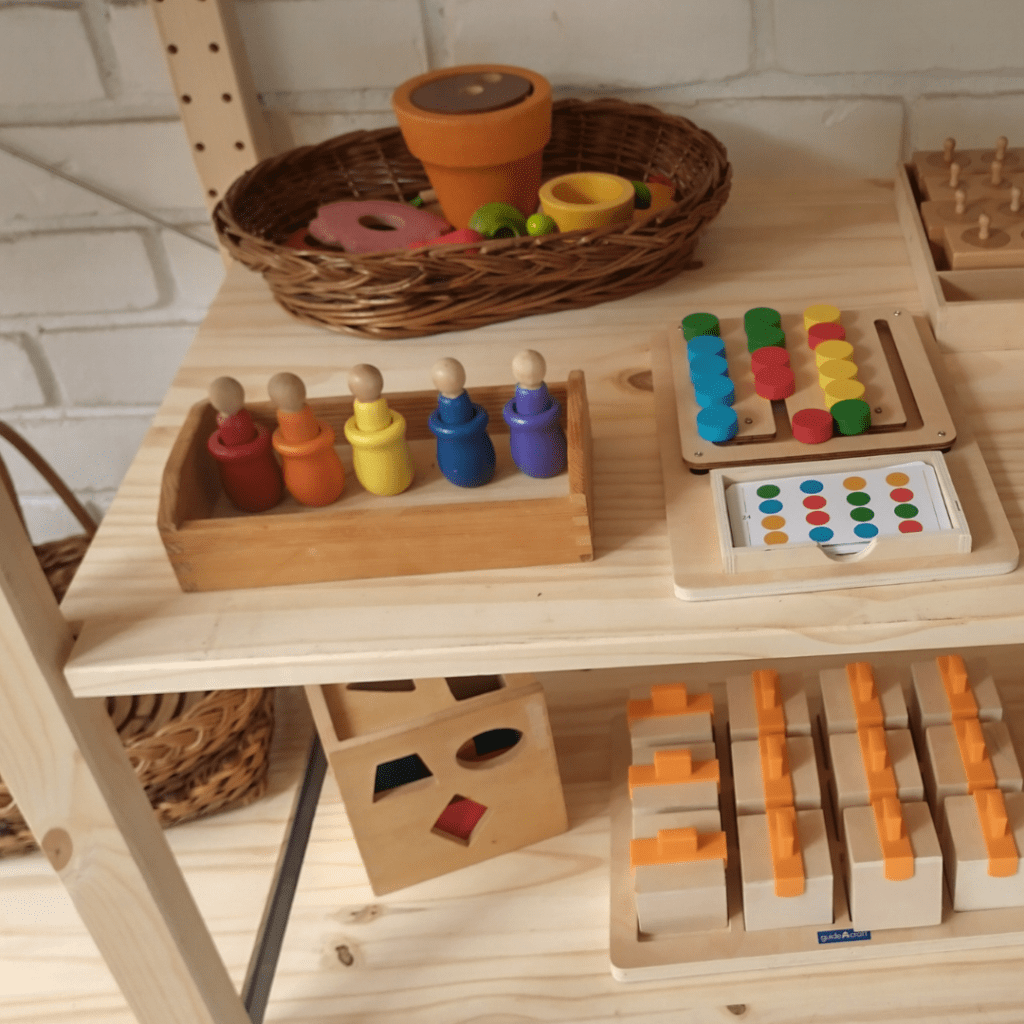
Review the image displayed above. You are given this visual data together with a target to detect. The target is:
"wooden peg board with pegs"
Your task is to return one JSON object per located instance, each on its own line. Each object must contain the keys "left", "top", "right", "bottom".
{"left": 148, "top": 0, "right": 273, "bottom": 215}
{"left": 942, "top": 215, "right": 1024, "bottom": 270}
{"left": 609, "top": 665, "right": 1024, "bottom": 983}
{"left": 671, "top": 308, "right": 956, "bottom": 472}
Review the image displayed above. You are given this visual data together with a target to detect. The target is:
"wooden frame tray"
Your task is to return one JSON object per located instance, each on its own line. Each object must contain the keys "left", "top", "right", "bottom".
{"left": 895, "top": 161, "right": 1024, "bottom": 351}
{"left": 672, "top": 307, "right": 956, "bottom": 471}
{"left": 158, "top": 374, "right": 592, "bottom": 591}
{"left": 609, "top": 683, "right": 1024, "bottom": 983}
{"left": 652, "top": 329, "right": 1018, "bottom": 601}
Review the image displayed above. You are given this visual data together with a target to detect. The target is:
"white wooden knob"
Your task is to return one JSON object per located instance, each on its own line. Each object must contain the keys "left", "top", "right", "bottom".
{"left": 268, "top": 372, "right": 306, "bottom": 412}
{"left": 996, "top": 135, "right": 1008, "bottom": 161}
{"left": 512, "top": 349, "right": 546, "bottom": 389}
{"left": 978, "top": 212, "right": 991, "bottom": 241}
{"left": 349, "top": 363, "right": 384, "bottom": 403}
{"left": 954, "top": 189, "right": 966, "bottom": 215}
{"left": 1011, "top": 186, "right": 1021, "bottom": 214}
{"left": 432, "top": 357, "right": 466, "bottom": 399}
{"left": 208, "top": 376, "right": 245, "bottom": 416}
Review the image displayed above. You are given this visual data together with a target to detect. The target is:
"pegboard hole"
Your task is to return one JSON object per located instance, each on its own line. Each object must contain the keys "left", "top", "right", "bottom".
{"left": 234, "top": 141, "right": 245, "bottom": 150}
{"left": 222, "top": 92, "right": 232, "bottom": 102}
{"left": 181, "top": 94, "right": 192, "bottom": 104}
{"left": 209, "top": 42, "right": 220, "bottom": 53}
{"left": 195, "top": 142, "right": 205, "bottom": 152}
{"left": 167, "top": 44, "right": 178, "bottom": 54}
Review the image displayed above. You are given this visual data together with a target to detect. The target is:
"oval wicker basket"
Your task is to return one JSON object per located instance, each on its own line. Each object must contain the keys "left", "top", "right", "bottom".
{"left": 214, "top": 98, "right": 731, "bottom": 340}
{"left": 0, "top": 422, "right": 275, "bottom": 858}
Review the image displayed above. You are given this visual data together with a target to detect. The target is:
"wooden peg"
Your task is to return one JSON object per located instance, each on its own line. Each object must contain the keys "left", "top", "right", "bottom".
{"left": 949, "top": 161, "right": 961, "bottom": 188}
{"left": 954, "top": 189, "right": 967, "bottom": 215}
{"left": 431, "top": 357, "right": 466, "bottom": 399}
{"left": 1011, "top": 186, "right": 1021, "bottom": 214}
{"left": 978, "top": 212, "right": 991, "bottom": 242}
{"left": 995, "top": 135, "right": 1009, "bottom": 162}
{"left": 990, "top": 160, "right": 1004, "bottom": 187}
{"left": 942, "top": 137, "right": 956, "bottom": 164}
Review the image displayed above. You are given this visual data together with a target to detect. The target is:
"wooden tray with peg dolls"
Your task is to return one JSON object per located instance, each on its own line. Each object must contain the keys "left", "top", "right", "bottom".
{"left": 158, "top": 352, "right": 593, "bottom": 592}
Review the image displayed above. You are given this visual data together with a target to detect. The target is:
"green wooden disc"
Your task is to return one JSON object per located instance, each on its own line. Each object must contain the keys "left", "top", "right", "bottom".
{"left": 682, "top": 312, "right": 720, "bottom": 340}
{"left": 832, "top": 398, "right": 872, "bottom": 436}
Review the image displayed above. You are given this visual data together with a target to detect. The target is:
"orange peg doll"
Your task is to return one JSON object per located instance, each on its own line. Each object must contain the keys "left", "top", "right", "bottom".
{"left": 206, "top": 376, "right": 283, "bottom": 513}
{"left": 268, "top": 371, "right": 345, "bottom": 507}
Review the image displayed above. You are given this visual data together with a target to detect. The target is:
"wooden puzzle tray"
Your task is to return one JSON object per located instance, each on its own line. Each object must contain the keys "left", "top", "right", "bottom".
{"left": 672, "top": 307, "right": 956, "bottom": 471}
{"left": 158, "top": 374, "right": 592, "bottom": 591}
{"left": 609, "top": 681, "right": 1024, "bottom": 983}
{"left": 652, "top": 328, "right": 1019, "bottom": 601}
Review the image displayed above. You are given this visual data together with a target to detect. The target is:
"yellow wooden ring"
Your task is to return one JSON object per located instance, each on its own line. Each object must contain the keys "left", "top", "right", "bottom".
{"left": 538, "top": 171, "right": 635, "bottom": 232}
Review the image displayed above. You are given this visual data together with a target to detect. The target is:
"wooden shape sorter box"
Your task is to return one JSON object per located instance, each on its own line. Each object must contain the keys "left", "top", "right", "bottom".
{"left": 650, "top": 323, "right": 1019, "bottom": 601}
{"left": 158, "top": 373, "right": 592, "bottom": 591}
{"left": 305, "top": 672, "right": 567, "bottom": 895}
{"left": 609, "top": 656, "right": 1024, "bottom": 983}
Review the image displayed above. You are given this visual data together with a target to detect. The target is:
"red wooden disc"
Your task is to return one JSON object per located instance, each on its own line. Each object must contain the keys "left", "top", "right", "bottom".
{"left": 808, "top": 322, "right": 846, "bottom": 348}
{"left": 755, "top": 365, "right": 796, "bottom": 400}
{"left": 792, "top": 407, "right": 834, "bottom": 444}
{"left": 750, "top": 346, "right": 791, "bottom": 370}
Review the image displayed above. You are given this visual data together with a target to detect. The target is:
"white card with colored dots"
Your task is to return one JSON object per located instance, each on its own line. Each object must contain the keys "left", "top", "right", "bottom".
{"left": 725, "top": 461, "right": 953, "bottom": 552}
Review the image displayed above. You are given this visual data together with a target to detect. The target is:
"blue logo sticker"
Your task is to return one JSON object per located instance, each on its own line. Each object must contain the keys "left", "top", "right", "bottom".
{"left": 818, "top": 928, "right": 871, "bottom": 944}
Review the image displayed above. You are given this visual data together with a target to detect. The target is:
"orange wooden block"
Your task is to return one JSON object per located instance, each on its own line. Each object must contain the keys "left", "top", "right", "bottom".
{"left": 872, "top": 797, "right": 915, "bottom": 882}
{"left": 847, "top": 662, "right": 884, "bottom": 729}
{"left": 767, "top": 805, "right": 805, "bottom": 897}
{"left": 630, "top": 826, "right": 727, "bottom": 870}
{"left": 627, "top": 682, "right": 714, "bottom": 723}
{"left": 974, "top": 788, "right": 1020, "bottom": 878}
{"left": 628, "top": 747, "right": 720, "bottom": 795}
{"left": 752, "top": 669, "right": 786, "bottom": 736}
{"left": 758, "top": 732, "right": 795, "bottom": 810}
{"left": 937, "top": 653, "right": 980, "bottom": 721}
{"left": 857, "top": 725, "right": 899, "bottom": 802}
{"left": 954, "top": 718, "right": 998, "bottom": 793}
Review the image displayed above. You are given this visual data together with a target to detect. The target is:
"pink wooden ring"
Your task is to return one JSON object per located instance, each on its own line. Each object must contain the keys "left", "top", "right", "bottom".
{"left": 309, "top": 200, "right": 449, "bottom": 253}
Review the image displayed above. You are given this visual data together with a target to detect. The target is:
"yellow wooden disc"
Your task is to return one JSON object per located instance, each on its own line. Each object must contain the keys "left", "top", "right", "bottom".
{"left": 814, "top": 339, "right": 854, "bottom": 365}
{"left": 804, "top": 303, "right": 842, "bottom": 331}
{"left": 818, "top": 359, "right": 859, "bottom": 387}
{"left": 823, "top": 378, "right": 866, "bottom": 408}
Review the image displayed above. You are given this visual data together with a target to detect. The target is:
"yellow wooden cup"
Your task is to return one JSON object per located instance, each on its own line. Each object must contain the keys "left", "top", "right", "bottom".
{"left": 538, "top": 172, "right": 635, "bottom": 232}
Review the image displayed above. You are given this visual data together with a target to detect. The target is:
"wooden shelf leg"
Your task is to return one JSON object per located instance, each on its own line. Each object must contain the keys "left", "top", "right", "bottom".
{"left": 0, "top": 486, "right": 251, "bottom": 1024}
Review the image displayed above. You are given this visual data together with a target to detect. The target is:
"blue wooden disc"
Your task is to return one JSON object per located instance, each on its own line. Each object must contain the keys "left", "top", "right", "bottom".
{"left": 693, "top": 374, "right": 735, "bottom": 408}
{"left": 696, "top": 405, "right": 739, "bottom": 442}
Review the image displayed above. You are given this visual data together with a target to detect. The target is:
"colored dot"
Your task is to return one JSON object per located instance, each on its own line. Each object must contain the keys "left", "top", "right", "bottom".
{"left": 850, "top": 507, "right": 875, "bottom": 522}
{"left": 890, "top": 488, "right": 914, "bottom": 502}
{"left": 761, "top": 515, "right": 786, "bottom": 530}
{"left": 764, "top": 531, "right": 789, "bottom": 545}
{"left": 854, "top": 523, "right": 879, "bottom": 539}
{"left": 846, "top": 492, "right": 871, "bottom": 506}
{"left": 799, "top": 479, "right": 824, "bottom": 494}
{"left": 886, "top": 472, "right": 910, "bottom": 486}
{"left": 803, "top": 495, "right": 827, "bottom": 510}
{"left": 759, "top": 499, "right": 784, "bottom": 514}
{"left": 757, "top": 484, "right": 781, "bottom": 498}
{"left": 808, "top": 526, "right": 834, "bottom": 543}
{"left": 843, "top": 476, "right": 867, "bottom": 490}
{"left": 806, "top": 510, "right": 830, "bottom": 526}
{"left": 894, "top": 503, "right": 919, "bottom": 519}
{"left": 899, "top": 520, "right": 924, "bottom": 533}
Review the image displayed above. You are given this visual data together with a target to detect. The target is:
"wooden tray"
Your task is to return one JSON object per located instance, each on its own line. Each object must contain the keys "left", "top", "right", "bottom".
{"left": 672, "top": 307, "right": 956, "bottom": 471}
{"left": 895, "top": 161, "right": 1024, "bottom": 351}
{"left": 609, "top": 674, "right": 1024, "bottom": 983}
{"left": 652, "top": 328, "right": 1018, "bottom": 601}
{"left": 158, "top": 374, "right": 592, "bottom": 591}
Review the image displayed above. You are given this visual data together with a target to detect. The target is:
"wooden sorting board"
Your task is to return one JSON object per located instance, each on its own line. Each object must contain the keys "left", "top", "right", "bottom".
{"left": 609, "top": 676, "right": 1024, "bottom": 983}
{"left": 652, "top": 330, "right": 1019, "bottom": 601}
{"left": 672, "top": 308, "right": 956, "bottom": 471}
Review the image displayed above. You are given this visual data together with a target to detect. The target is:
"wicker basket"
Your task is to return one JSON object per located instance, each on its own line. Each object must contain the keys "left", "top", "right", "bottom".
{"left": 0, "top": 422, "right": 275, "bottom": 858}
{"left": 214, "top": 98, "right": 731, "bottom": 340}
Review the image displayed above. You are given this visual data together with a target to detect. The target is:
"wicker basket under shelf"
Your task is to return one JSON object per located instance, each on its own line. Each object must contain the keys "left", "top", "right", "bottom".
{"left": 0, "top": 422, "right": 275, "bottom": 858}
{"left": 214, "top": 98, "right": 732, "bottom": 340}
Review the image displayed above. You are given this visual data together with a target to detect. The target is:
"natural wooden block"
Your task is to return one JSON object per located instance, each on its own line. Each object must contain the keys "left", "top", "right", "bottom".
{"left": 737, "top": 809, "right": 834, "bottom": 932}
{"left": 922, "top": 720, "right": 1023, "bottom": 834}
{"left": 628, "top": 682, "right": 714, "bottom": 762}
{"left": 919, "top": 195, "right": 989, "bottom": 243}
{"left": 633, "top": 857, "right": 728, "bottom": 936}
{"left": 909, "top": 655, "right": 1002, "bottom": 746}
{"left": 305, "top": 673, "right": 567, "bottom": 895}
{"left": 725, "top": 671, "right": 811, "bottom": 741}
{"left": 942, "top": 792, "right": 1024, "bottom": 912}
{"left": 731, "top": 734, "right": 821, "bottom": 816}
{"left": 820, "top": 663, "right": 908, "bottom": 734}
{"left": 158, "top": 374, "right": 593, "bottom": 591}
{"left": 629, "top": 743, "right": 719, "bottom": 817}
{"left": 844, "top": 801, "right": 943, "bottom": 932}
{"left": 942, "top": 217, "right": 1024, "bottom": 271}
{"left": 829, "top": 728, "right": 924, "bottom": 815}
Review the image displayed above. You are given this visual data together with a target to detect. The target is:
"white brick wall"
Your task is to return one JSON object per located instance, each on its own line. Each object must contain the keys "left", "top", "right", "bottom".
{"left": 1, "top": 0, "right": 1022, "bottom": 543}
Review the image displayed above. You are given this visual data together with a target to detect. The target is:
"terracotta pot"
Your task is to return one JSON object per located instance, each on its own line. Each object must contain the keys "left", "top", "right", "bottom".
{"left": 391, "top": 65, "right": 552, "bottom": 230}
